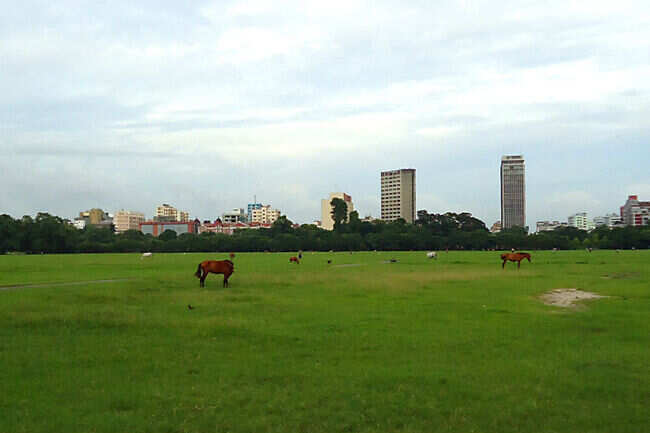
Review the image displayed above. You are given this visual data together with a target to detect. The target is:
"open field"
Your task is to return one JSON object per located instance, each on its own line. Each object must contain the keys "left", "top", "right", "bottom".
{"left": 1, "top": 251, "right": 649, "bottom": 432}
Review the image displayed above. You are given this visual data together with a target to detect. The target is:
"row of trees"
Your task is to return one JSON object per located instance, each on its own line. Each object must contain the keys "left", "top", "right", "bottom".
{"left": 1, "top": 211, "right": 649, "bottom": 254}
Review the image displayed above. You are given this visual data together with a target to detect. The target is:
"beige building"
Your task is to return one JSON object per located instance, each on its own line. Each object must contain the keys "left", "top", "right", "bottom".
{"left": 321, "top": 193, "right": 354, "bottom": 230}
{"left": 155, "top": 204, "right": 189, "bottom": 222}
{"left": 381, "top": 169, "right": 416, "bottom": 223}
{"left": 114, "top": 210, "right": 145, "bottom": 233}
{"left": 251, "top": 205, "right": 281, "bottom": 224}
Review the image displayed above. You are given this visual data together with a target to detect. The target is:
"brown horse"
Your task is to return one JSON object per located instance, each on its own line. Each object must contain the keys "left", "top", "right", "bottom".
{"left": 501, "top": 252, "right": 531, "bottom": 269}
{"left": 194, "top": 260, "right": 234, "bottom": 287}
{"left": 289, "top": 256, "right": 300, "bottom": 264}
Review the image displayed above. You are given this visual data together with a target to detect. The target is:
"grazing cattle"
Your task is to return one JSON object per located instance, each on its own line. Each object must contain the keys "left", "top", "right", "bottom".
{"left": 141, "top": 252, "right": 153, "bottom": 259}
{"left": 194, "top": 260, "right": 234, "bottom": 288}
{"left": 500, "top": 252, "right": 531, "bottom": 269}
{"left": 289, "top": 256, "right": 300, "bottom": 264}
{"left": 426, "top": 251, "right": 437, "bottom": 260}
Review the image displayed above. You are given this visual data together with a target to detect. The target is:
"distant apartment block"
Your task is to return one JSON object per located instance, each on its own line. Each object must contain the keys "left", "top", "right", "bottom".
{"left": 381, "top": 168, "right": 416, "bottom": 223}
{"left": 155, "top": 204, "right": 189, "bottom": 222}
{"left": 536, "top": 221, "right": 568, "bottom": 232}
{"left": 247, "top": 203, "right": 262, "bottom": 223}
{"left": 75, "top": 208, "right": 113, "bottom": 229}
{"left": 500, "top": 155, "right": 526, "bottom": 229}
{"left": 140, "top": 220, "right": 198, "bottom": 237}
{"left": 251, "top": 205, "right": 281, "bottom": 224}
{"left": 593, "top": 213, "right": 622, "bottom": 228}
{"left": 620, "top": 195, "right": 650, "bottom": 226}
{"left": 222, "top": 208, "right": 247, "bottom": 224}
{"left": 114, "top": 210, "right": 145, "bottom": 233}
{"left": 321, "top": 192, "right": 354, "bottom": 230}
{"left": 568, "top": 212, "right": 595, "bottom": 231}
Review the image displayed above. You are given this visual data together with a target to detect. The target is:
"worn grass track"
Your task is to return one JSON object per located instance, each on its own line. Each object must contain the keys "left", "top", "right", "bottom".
{"left": 1, "top": 251, "right": 649, "bottom": 432}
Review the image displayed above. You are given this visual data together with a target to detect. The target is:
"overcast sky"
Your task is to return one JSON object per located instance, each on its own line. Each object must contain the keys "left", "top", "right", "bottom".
{"left": 2, "top": 0, "right": 649, "bottom": 228}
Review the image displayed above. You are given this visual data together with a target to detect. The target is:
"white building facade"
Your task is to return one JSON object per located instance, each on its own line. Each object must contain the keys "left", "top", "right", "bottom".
{"left": 568, "top": 212, "right": 595, "bottom": 231}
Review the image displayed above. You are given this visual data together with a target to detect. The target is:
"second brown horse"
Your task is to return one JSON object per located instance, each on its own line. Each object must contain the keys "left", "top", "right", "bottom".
{"left": 500, "top": 252, "right": 531, "bottom": 269}
{"left": 194, "top": 260, "right": 234, "bottom": 287}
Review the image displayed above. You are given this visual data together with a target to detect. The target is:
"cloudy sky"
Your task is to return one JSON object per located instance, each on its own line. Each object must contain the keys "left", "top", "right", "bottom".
{"left": 2, "top": 0, "right": 649, "bottom": 228}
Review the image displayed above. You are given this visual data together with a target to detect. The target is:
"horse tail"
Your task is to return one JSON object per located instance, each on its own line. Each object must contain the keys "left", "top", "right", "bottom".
{"left": 194, "top": 262, "right": 203, "bottom": 279}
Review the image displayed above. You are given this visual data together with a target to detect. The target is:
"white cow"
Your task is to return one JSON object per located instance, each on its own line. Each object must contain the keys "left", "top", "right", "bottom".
{"left": 426, "top": 251, "right": 437, "bottom": 260}
{"left": 141, "top": 252, "right": 153, "bottom": 259}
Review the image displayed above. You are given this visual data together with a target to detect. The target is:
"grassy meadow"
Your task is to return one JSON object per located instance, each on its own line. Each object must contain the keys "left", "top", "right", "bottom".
{"left": 0, "top": 250, "right": 649, "bottom": 433}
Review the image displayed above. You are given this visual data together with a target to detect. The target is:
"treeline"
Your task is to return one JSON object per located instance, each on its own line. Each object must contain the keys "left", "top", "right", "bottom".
{"left": 1, "top": 212, "right": 649, "bottom": 254}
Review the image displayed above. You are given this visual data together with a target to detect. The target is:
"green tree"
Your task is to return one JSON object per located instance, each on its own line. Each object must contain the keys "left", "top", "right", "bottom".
{"left": 330, "top": 198, "right": 348, "bottom": 232}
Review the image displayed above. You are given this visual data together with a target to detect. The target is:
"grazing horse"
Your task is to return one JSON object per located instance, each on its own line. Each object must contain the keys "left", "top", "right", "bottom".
{"left": 194, "top": 260, "right": 234, "bottom": 287}
{"left": 427, "top": 251, "right": 437, "bottom": 260}
{"left": 289, "top": 256, "right": 300, "bottom": 264}
{"left": 500, "top": 252, "right": 531, "bottom": 269}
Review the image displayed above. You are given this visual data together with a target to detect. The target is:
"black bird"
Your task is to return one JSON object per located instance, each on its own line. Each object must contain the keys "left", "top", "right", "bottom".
{"left": 188, "top": 304, "right": 194, "bottom": 310}
{"left": 327, "top": 260, "right": 332, "bottom": 264}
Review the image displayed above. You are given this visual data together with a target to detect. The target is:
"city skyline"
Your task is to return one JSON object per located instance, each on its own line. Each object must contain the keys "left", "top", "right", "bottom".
{"left": 2, "top": 1, "right": 649, "bottom": 227}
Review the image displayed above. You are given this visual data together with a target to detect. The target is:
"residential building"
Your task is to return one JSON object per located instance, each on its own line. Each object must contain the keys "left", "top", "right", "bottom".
{"left": 536, "top": 221, "right": 568, "bottom": 232}
{"left": 76, "top": 208, "right": 112, "bottom": 229}
{"left": 593, "top": 213, "right": 623, "bottom": 228}
{"left": 222, "top": 208, "right": 247, "bottom": 224}
{"left": 250, "top": 205, "right": 281, "bottom": 224}
{"left": 114, "top": 210, "right": 145, "bottom": 233}
{"left": 620, "top": 195, "right": 650, "bottom": 226}
{"left": 247, "top": 203, "right": 262, "bottom": 223}
{"left": 155, "top": 204, "right": 189, "bottom": 222}
{"left": 320, "top": 192, "right": 354, "bottom": 230}
{"left": 381, "top": 168, "right": 416, "bottom": 223}
{"left": 140, "top": 220, "right": 198, "bottom": 237}
{"left": 568, "top": 212, "right": 595, "bottom": 231}
{"left": 500, "top": 155, "right": 526, "bottom": 229}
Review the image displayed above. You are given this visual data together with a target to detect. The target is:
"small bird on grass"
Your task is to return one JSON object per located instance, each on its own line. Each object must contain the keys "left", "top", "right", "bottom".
{"left": 188, "top": 304, "right": 195, "bottom": 310}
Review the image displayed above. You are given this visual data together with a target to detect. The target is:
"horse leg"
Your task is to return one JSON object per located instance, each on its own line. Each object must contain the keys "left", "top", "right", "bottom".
{"left": 502, "top": 260, "right": 506, "bottom": 269}
{"left": 223, "top": 275, "right": 228, "bottom": 288}
{"left": 517, "top": 260, "right": 521, "bottom": 269}
{"left": 200, "top": 271, "right": 207, "bottom": 287}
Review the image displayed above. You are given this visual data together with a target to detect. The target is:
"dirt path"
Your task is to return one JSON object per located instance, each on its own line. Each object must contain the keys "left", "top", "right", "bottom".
{"left": 0, "top": 279, "right": 133, "bottom": 291}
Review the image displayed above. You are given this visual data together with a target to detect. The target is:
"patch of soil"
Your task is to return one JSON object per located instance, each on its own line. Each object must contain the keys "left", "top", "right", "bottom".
{"left": 540, "top": 288, "right": 609, "bottom": 308}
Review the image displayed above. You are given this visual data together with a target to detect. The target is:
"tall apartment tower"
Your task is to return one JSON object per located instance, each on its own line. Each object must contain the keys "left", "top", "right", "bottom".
{"left": 381, "top": 169, "right": 416, "bottom": 223}
{"left": 500, "top": 155, "right": 526, "bottom": 229}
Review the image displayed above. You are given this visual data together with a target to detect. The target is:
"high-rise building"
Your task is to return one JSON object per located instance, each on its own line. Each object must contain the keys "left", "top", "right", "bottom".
{"left": 114, "top": 210, "right": 145, "bottom": 233}
{"left": 500, "top": 155, "right": 526, "bottom": 229}
{"left": 251, "top": 205, "right": 281, "bottom": 224}
{"left": 381, "top": 169, "right": 416, "bottom": 223}
{"left": 620, "top": 195, "right": 650, "bottom": 226}
{"left": 321, "top": 193, "right": 354, "bottom": 230}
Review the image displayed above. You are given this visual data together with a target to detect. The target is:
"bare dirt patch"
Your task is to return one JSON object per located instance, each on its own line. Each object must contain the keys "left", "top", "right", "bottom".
{"left": 540, "top": 288, "right": 609, "bottom": 308}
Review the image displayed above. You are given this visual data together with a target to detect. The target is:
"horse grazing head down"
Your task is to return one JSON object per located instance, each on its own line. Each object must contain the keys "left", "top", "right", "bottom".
{"left": 289, "top": 256, "right": 300, "bottom": 264}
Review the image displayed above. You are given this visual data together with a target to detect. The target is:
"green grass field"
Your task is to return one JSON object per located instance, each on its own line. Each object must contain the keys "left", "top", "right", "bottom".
{"left": 1, "top": 251, "right": 649, "bottom": 433}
